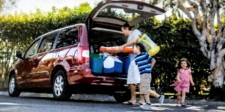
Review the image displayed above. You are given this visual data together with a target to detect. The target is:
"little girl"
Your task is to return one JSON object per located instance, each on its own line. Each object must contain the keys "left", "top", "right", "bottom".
{"left": 171, "top": 58, "right": 195, "bottom": 107}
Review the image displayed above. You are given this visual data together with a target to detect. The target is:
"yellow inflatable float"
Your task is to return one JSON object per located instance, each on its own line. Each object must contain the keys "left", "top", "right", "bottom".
{"left": 138, "top": 34, "right": 160, "bottom": 56}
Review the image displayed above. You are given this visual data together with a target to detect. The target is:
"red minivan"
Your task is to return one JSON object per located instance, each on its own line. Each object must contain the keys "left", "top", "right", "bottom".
{"left": 7, "top": 0, "right": 164, "bottom": 102}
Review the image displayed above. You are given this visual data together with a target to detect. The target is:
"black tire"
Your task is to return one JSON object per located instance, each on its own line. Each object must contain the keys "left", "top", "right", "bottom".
{"left": 113, "top": 90, "right": 131, "bottom": 103}
{"left": 8, "top": 74, "right": 21, "bottom": 97}
{"left": 52, "top": 70, "right": 72, "bottom": 100}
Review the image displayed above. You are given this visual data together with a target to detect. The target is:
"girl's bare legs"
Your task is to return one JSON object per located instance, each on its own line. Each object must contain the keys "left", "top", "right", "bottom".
{"left": 177, "top": 91, "right": 181, "bottom": 105}
{"left": 181, "top": 91, "right": 186, "bottom": 105}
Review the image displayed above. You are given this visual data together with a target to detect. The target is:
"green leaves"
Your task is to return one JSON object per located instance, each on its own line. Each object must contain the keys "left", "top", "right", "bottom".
{"left": 0, "top": 3, "right": 92, "bottom": 88}
{"left": 0, "top": 3, "right": 92, "bottom": 52}
{"left": 139, "top": 16, "right": 210, "bottom": 93}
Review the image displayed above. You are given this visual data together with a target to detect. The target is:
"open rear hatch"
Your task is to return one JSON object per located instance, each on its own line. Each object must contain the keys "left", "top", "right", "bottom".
{"left": 86, "top": 0, "right": 165, "bottom": 30}
{"left": 86, "top": 0, "right": 165, "bottom": 77}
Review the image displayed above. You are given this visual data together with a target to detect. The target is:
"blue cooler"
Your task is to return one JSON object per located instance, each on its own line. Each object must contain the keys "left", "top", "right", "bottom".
{"left": 103, "top": 57, "right": 123, "bottom": 73}
{"left": 124, "top": 57, "right": 130, "bottom": 74}
{"left": 114, "top": 60, "right": 123, "bottom": 73}
{"left": 91, "top": 57, "right": 104, "bottom": 74}
{"left": 120, "top": 57, "right": 130, "bottom": 74}
{"left": 104, "top": 67, "right": 114, "bottom": 73}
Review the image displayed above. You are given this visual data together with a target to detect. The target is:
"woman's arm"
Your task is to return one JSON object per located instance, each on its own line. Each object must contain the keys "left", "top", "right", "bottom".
{"left": 119, "top": 36, "right": 139, "bottom": 49}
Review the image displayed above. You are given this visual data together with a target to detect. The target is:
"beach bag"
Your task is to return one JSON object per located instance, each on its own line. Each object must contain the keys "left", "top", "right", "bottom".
{"left": 138, "top": 34, "right": 160, "bottom": 56}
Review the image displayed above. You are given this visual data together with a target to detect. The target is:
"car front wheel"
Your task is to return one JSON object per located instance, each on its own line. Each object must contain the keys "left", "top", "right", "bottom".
{"left": 8, "top": 74, "right": 21, "bottom": 97}
{"left": 52, "top": 70, "right": 72, "bottom": 100}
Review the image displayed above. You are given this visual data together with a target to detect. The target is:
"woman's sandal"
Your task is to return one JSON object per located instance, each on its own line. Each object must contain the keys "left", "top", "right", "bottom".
{"left": 123, "top": 100, "right": 143, "bottom": 106}
{"left": 123, "top": 101, "right": 133, "bottom": 105}
{"left": 131, "top": 102, "right": 141, "bottom": 106}
{"left": 138, "top": 101, "right": 146, "bottom": 105}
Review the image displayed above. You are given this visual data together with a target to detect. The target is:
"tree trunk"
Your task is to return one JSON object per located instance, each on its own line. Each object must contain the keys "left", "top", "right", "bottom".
{"left": 213, "top": 49, "right": 225, "bottom": 87}
{"left": 178, "top": 0, "right": 225, "bottom": 88}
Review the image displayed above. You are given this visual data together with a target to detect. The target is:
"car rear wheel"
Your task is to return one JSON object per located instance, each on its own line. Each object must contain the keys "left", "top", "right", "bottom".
{"left": 52, "top": 70, "right": 72, "bottom": 100}
{"left": 113, "top": 90, "right": 131, "bottom": 103}
{"left": 8, "top": 74, "right": 21, "bottom": 97}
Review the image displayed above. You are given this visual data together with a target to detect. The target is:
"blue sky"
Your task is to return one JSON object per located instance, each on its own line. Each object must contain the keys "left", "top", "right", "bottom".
{"left": 2, "top": 0, "right": 176, "bottom": 21}
{"left": 3, "top": 0, "right": 102, "bottom": 14}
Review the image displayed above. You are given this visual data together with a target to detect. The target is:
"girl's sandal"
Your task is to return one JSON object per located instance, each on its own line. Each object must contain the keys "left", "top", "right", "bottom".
{"left": 176, "top": 99, "right": 180, "bottom": 104}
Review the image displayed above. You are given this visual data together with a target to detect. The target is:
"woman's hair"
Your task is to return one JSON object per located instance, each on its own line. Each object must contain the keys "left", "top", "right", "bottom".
{"left": 176, "top": 58, "right": 191, "bottom": 69}
{"left": 136, "top": 43, "right": 146, "bottom": 52}
{"left": 122, "top": 22, "right": 132, "bottom": 30}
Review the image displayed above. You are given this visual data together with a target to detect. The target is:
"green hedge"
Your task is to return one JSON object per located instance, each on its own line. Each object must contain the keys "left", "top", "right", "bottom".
{"left": 0, "top": 3, "right": 91, "bottom": 89}
{"left": 0, "top": 3, "right": 210, "bottom": 96}
{"left": 0, "top": 3, "right": 92, "bottom": 51}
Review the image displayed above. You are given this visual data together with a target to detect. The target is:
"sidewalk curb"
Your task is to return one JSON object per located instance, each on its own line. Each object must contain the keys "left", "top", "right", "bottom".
{"left": 1, "top": 91, "right": 225, "bottom": 106}
{"left": 161, "top": 99, "right": 225, "bottom": 106}
{"left": 0, "top": 91, "right": 53, "bottom": 98}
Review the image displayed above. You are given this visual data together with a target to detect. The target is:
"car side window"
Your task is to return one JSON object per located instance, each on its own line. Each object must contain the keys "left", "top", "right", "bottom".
{"left": 56, "top": 27, "right": 78, "bottom": 48}
{"left": 38, "top": 33, "right": 57, "bottom": 53}
{"left": 25, "top": 39, "right": 40, "bottom": 58}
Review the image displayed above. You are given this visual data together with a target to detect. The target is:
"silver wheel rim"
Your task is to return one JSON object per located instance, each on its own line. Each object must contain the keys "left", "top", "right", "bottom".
{"left": 54, "top": 75, "right": 64, "bottom": 96}
{"left": 9, "top": 77, "right": 15, "bottom": 94}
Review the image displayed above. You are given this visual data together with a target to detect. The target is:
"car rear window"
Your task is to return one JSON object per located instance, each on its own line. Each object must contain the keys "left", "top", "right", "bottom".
{"left": 56, "top": 28, "right": 78, "bottom": 48}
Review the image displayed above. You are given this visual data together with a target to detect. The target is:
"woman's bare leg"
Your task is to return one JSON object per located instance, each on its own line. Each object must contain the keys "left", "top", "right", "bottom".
{"left": 129, "top": 84, "right": 136, "bottom": 103}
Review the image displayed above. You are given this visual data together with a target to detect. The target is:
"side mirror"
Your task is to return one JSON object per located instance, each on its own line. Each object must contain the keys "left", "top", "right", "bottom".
{"left": 16, "top": 51, "right": 24, "bottom": 59}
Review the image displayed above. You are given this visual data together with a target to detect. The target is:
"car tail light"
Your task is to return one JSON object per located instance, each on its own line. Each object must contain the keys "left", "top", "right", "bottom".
{"left": 81, "top": 49, "right": 89, "bottom": 63}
